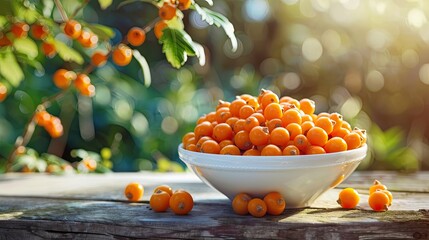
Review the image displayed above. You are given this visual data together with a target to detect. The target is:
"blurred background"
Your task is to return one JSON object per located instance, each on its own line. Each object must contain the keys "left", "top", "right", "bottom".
{"left": 1, "top": 0, "right": 428, "bottom": 172}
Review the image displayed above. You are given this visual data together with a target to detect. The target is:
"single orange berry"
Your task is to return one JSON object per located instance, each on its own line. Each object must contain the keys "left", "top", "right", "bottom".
{"left": 112, "top": 44, "right": 132, "bottom": 66}
{"left": 324, "top": 137, "right": 347, "bottom": 153}
{"left": 41, "top": 42, "right": 56, "bottom": 58}
{"left": 306, "top": 127, "right": 328, "bottom": 147}
{"left": 248, "top": 198, "right": 267, "bottom": 218}
{"left": 34, "top": 110, "right": 51, "bottom": 127}
{"left": 63, "top": 20, "right": 82, "bottom": 39}
{"left": 44, "top": 116, "right": 64, "bottom": 138}
{"left": 178, "top": 0, "right": 192, "bottom": 10}
{"left": 232, "top": 193, "right": 252, "bottom": 215}
{"left": 80, "top": 84, "right": 96, "bottom": 97}
{"left": 169, "top": 190, "right": 193, "bottom": 215}
{"left": 91, "top": 52, "right": 108, "bottom": 67}
{"left": 283, "top": 145, "right": 300, "bottom": 155}
{"left": 74, "top": 73, "right": 91, "bottom": 92}
{"left": 200, "top": 139, "right": 221, "bottom": 154}
{"left": 337, "top": 188, "right": 360, "bottom": 209}
{"left": 263, "top": 192, "right": 286, "bottom": 215}
{"left": 31, "top": 23, "right": 49, "bottom": 39}
{"left": 369, "top": 180, "right": 387, "bottom": 195}
{"left": 159, "top": 3, "right": 176, "bottom": 20}
{"left": 0, "top": 83, "right": 8, "bottom": 102}
{"left": 220, "top": 145, "right": 241, "bottom": 155}
{"left": 154, "top": 21, "right": 168, "bottom": 39}
{"left": 78, "top": 31, "right": 98, "bottom": 48}
{"left": 150, "top": 190, "right": 171, "bottom": 212}
{"left": 11, "top": 22, "right": 30, "bottom": 38}
{"left": 261, "top": 144, "right": 282, "bottom": 156}
{"left": 368, "top": 190, "right": 389, "bottom": 212}
{"left": 344, "top": 132, "right": 362, "bottom": 150}
{"left": 124, "top": 182, "right": 144, "bottom": 202}
{"left": 127, "top": 27, "right": 146, "bottom": 46}
{"left": 305, "top": 145, "right": 326, "bottom": 154}
{"left": 299, "top": 98, "right": 315, "bottom": 115}
{"left": 0, "top": 33, "right": 12, "bottom": 47}
{"left": 53, "top": 69, "right": 76, "bottom": 89}
{"left": 382, "top": 190, "right": 393, "bottom": 206}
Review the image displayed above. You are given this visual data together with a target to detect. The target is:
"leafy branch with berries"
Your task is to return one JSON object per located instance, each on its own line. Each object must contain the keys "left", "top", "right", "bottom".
{"left": 0, "top": 0, "right": 236, "bottom": 173}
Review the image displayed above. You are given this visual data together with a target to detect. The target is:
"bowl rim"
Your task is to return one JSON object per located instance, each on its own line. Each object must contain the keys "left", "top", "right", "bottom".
{"left": 178, "top": 143, "right": 367, "bottom": 170}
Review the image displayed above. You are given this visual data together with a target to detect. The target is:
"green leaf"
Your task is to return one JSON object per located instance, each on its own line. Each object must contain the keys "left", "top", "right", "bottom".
{"left": 98, "top": 0, "right": 113, "bottom": 9}
{"left": 192, "top": 4, "right": 237, "bottom": 51}
{"left": 13, "top": 38, "right": 38, "bottom": 59}
{"left": 0, "top": 52, "right": 24, "bottom": 87}
{"left": 0, "top": 16, "right": 8, "bottom": 29}
{"left": 132, "top": 50, "right": 151, "bottom": 87}
{"left": 84, "top": 23, "right": 115, "bottom": 41}
{"left": 160, "top": 28, "right": 197, "bottom": 69}
{"left": 53, "top": 40, "right": 84, "bottom": 64}
{"left": 15, "top": 53, "right": 45, "bottom": 73}
{"left": 192, "top": 41, "right": 206, "bottom": 66}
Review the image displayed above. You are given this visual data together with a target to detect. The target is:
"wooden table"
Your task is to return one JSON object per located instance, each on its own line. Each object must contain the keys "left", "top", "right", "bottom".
{"left": 0, "top": 171, "right": 428, "bottom": 239}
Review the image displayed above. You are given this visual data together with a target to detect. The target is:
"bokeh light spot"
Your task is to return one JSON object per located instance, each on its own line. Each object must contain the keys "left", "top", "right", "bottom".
{"left": 302, "top": 37, "right": 323, "bottom": 62}
{"left": 161, "top": 116, "right": 178, "bottom": 134}
{"left": 321, "top": 29, "right": 341, "bottom": 53}
{"left": 408, "top": 8, "right": 427, "bottom": 28}
{"left": 131, "top": 112, "right": 149, "bottom": 136}
{"left": 113, "top": 99, "right": 133, "bottom": 120}
{"left": 243, "top": 0, "right": 270, "bottom": 22}
{"left": 282, "top": 0, "right": 298, "bottom": 5}
{"left": 401, "top": 49, "right": 419, "bottom": 68}
{"left": 418, "top": 64, "right": 429, "bottom": 85}
{"left": 365, "top": 70, "right": 384, "bottom": 92}
{"left": 340, "top": 97, "right": 362, "bottom": 120}
{"left": 281, "top": 72, "right": 301, "bottom": 90}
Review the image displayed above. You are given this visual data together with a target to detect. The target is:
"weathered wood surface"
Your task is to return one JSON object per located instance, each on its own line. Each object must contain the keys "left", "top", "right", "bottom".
{"left": 0, "top": 171, "right": 428, "bottom": 239}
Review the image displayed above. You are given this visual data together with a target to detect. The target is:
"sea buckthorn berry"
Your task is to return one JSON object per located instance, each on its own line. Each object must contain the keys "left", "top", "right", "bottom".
{"left": 264, "top": 192, "right": 286, "bottom": 215}
{"left": 45, "top": 116, "right": 64, "bottom": 138}
{"left": 217, "top": 100, "right": 231, "bottom": 110}
{"left": 306, "top": 127, "right": 328, "bottom": 147}
{"left": 324, "top": 137, "right": 348, "bottom": 153}
{"left": 215, "top": 107, "right": 231, "bottom": 123}
{"left": 80, "top": 84, "right": 96, "bottom": 97}
{"left": 244, "top": 116, "right": 259, "bottom": 132}
{"left": 344, "top": 132, "right": 362, "bottom": 150}
{"left": 159, "top": 3, "right": 176, "bottom": 20}
{"left": 232, "top": 193, "right": 252, "bottom": 215}
{"left": 330, "top": 113, "right": 343, "bottom": 130}
{"left": 112, "top": 44, "right": 132, "bottom": 66}
{"left": 34, "top": 111, "right": 51, "bottom": 127}
{"left": 294, "top": 134, "right": 310, "bottom": 152}
{"left": 331, "top": 127, "right": 350, "bottom": 139}
{"left": 299, "top": 98, "right": 315, "bottom": 115}
{"left": 219, "top": 139, "right": 233, "bottom": 149}
{"left": 0, "top": 33, "right": 12, "bottom": 47}
{"left": 368, "top": 190, "right": 389, "bottom": 212}
{"left": 382, "top": 190, "right": 393, "bottom": 206}
{"left": 80, "top": 32, "right": 98, "bottom": 48}
{"left": 194, "top": 121, "right": 213, "bottom": 140}
{"left": 246, "top": 97, "right": 259, "bottom": 109}
{"left": 261, "top": 144, "right": 282, "bottom": 156}
{"left": 239, "top": 105, "right": 255, "bottom": 119}
{"left": 305, "top": 145, "right": 326, "bottom": 155}
{"left": 74, "top": 73, "right": 91, "bottom": 92}
{"left": 315, "top": 117, "right": 335, "bottom": 135}
{"left": 234, "top": 130, "right": 252, "bottom": 151}
{"left": 353, "top": 127, "right": 367, "bottom": 145}
{"left": 150, "top": 190, "right": 170, "bottom": 212}
{"left": 53, "top": 69, "right": 76, "bottom": 89}
{"left": 318, "top": 112, "right": 330, "bottom": 118}
{"left": 31, "top": 23, "right": 49, "bottom": 39}
{"left": 301, "top": 114, "right": 312, "bottom": 123}
{"left": 169, "top": 190, "right": 193, "bottom": 215}
{"left": 342, "top": 121, "right": 352, "bottom": 131}
{"left": 11, "top": 22, "right": 30, "bottom": 38}
{"left": 369, "top": 180, "right": 387, "bottom": 195}
{"left": 282, "top": 109, "right": 302, "bottom": 127}
{"left": 154, "top": 185, "right": 173, "bottom": 196}
{"left": 260, "top": 91, "right": 279, "bottom": 110}
{"left": 250, "top": 112, "right": 265, "bottom": 126}
{"left": 264, "top": 103, "right": 283, "bottom": 121}
{"left": 41, "top": 42, "right": 56, "bottom": 58}
{"left": 124, "top": 182, "right": 144, "bottom": 202}
{"left": 266, "top": 118, "right": 282, "bottom": 132}
{"left": 154, "top": 21, "right": 168, "bottom": 39}
{"left": 127, "top": 27, "right": 146, "bottom": 46}
{"left": 286, "top": 123, "right": 302, "bottom": 140}
{"left": 200, "top": 139, "right": 221, "bottom": 154}
{"left": 248, "top": 198, "right": 267, "bottom": 218}
{"left": 233, "top": 119, "right": 246, "bottom": 133}
{"left": 82, "top": 158, "right": 97, "bottom": 171}
{"left": 229, "top": 98, "right": 247, "bottom": 118}
{"left": 337, "top": 188, "right": 360, "bottom": 209}
{"left": 63, "top": 20, "right": 82, "bottom": 39}
{"left": 239, "top": 94, "right": 253, "bottom": 101}
{"left": 213, "top": 123, "right": 233, "bottom": 142}
{"left": 205, "top": 111, "right": 216, "bottom": 123}
{"left": 196, "top": 136, "right": 212, "bottom": 151}
{"left": 249, "top": 126, "right": 270, "bottom": 146}
{"left": 220, "top": 145, "right": 241, "bottom": 155}
{"left": 182, "top": 132, "right": 195, "bottom": 146}
{"left": 279, "top": 96, "right": 294, "bottom": 103}
{"left": 178, "top": 0, "right": 192, "bottom": 10}
{"left": 270, "top": 127, "right": 290, "bottom": 147}
{"left": 0, "top": 83, "right": 8, "bottom": 102}
{"left": 283, "top": 145, "right": 300, "bottom": 155}
{"left": 91, "top": 52, "right": 108, "bottom": 67}
{"left": 186, "top": 144, "right": 197, "bottom": 151}
{"left": 243, "top": 148, "right": 261, "bottom": 156}
{"left": 301, "top": 121, "right": 315, "bottom": 135}
{"left": 226, "top": 117, "right": 239, "bottom": 129}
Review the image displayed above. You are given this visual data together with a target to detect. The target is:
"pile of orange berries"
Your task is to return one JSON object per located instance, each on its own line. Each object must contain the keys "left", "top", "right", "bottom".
{"left": 124, "top": 182, "right": 194, "bottom": 215}
{"left": 232, "top": 192, "right": 286, "bottom": 217}
{"left": 337, "top": 179, "right": 393, "bottom": 212}
{"left": 182, "top": 89, "right": 367, "bottom": 156}
{"left": 34, "top": 110, "right": 64, "bottom": 138}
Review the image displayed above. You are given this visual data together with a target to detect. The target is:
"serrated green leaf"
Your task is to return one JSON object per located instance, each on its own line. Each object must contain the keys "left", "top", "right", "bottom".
{"left": 0, "top": 52, "right": 24, "bottom": 87}
{"left": 160, "top": 28, "right": 197, "bottom": 68}
{"left": 98, "top": 0, "right": 113, "bottom": 9}
{"left": 192, "top": 4, "right": 237, "bottom": 51}
{"left": 132, "top": 50, "right": 151, "bottom": 87}
{"left": 84, "top": 23, "right": 115, "bottom": 41}
{"left": 53, "top": 40, "right": 84, "bottom": 64}
{"left": 13, "top": 38, "right": 38, "bottom": 59}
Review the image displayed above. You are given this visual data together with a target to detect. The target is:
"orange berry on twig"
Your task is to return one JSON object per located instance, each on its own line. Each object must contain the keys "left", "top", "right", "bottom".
{"left": 159, "top": 3, "right": 176, "bottom": 20}
{"left": 127, "top": 27, "right": 146, "bottom": 46}
{"left": 63, "top": 20, "right": 82, "bottom": 39}
{"left": 112, "top": 44, "right": 132, "bottom": 66}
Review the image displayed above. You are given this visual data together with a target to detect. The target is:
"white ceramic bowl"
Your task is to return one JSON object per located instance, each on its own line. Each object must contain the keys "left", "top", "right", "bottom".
{"left": 178, "top": 144, "right": 367, "bottom": 208}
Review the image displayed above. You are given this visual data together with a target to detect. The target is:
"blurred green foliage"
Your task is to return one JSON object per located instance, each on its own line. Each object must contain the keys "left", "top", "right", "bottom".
{"left": 1, "top": 0, "right": 429, "bottom": 172}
